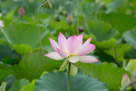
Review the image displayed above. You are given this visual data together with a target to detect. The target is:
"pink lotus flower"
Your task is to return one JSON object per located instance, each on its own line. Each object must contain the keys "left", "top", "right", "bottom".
{"left": 45, "top": 32, "right": 98, "bottom": 63}
{"left": 121, "top": 73, "right": 131, "bottom": 87}
{"left": 0, "top": 20, "right": 4, "bottom": 27}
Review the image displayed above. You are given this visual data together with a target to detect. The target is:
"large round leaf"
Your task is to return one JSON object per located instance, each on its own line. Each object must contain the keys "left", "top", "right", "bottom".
{"left": 1, "top": 22, "right": 51, "bottom": 48}
{"left": 4, "top": 75, "right": 16, "bottom": 91}
{"left": 85, "top": 20, "right": 118, "bottom": 49}
{"left": 87, "top": 20, "right": 118, "bottom": 42}
{"left": 85, "top": 34, "right": 117, "bottom": 49}
{"left": 0, "top": 69, "right": 9, "bottom": 83}
{"left": 104, "top": 44, "right": 131, "bottom": 61}
{"left": 76, "top": 62, "right": 129, "bottom": 90}
{"left": 0, "top": 45, "right": 19, "bottom": 65}
{"left": 0, "top": 50, "right": 62, "bottom": 81}
{"left": 125, "top": 49, "right": 136, "bottom": 59}
{"left": 35, "top": 71, "right": 108, "bottom": 91}
{"left": 105, "top": 0, "right": 128, "bottom": 13}
{"left": 9, "top": 79, "right": 30, "bottom": 91}
{"left": 123, "top": 29, "right": 136, "bottom": 49}
{"left": 101, "top": 13, "right": 136, "bottom": 34}
{"left": 0, "top": 45, "right": 18, "bottom": 61}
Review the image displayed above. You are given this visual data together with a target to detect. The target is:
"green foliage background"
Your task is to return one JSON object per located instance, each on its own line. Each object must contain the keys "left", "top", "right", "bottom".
{"left": 0, "top": 0, "right": 136, "bottom": 91}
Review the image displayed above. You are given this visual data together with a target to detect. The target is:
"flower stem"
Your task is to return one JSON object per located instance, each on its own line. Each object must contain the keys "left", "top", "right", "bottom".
{"left": 69, "top": 25, "right": 71, "bottom": 35}
{"left": 77, "top": 0, "right": 79, "bottom": 35}
{"left": 123, "top": 60, "right": 126, "bottom": 69}
{"left": 67, "top": 62, "right": 71, "bottom": 91}
{"left": 38, "top": 5, "right": 44, "bottom": 72}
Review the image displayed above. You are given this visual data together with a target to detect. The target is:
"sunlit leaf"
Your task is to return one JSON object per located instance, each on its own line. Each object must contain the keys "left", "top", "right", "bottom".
{"left": 19, "top": 79, "right": 36, "bottom": 91}
{"left": 13, "top": 44, "right": 33, "bottom": 55}
{"left": 1, "top": 22, "right": 51, "bottom": 48}
{"left": 126, "top": 59, "right": 136, "bottom": 74}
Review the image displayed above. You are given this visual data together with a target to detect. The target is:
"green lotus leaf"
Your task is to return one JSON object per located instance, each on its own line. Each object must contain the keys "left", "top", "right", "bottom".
{"left": 35, "top": 71, "right": 108, "bottom": 91}
{"left": 76, "top": 62, "right": 129, "bottom": 90}
{"left": 9, "top": 79, "right": 30, "bottom": 91}
{"left": 123, "top": 28, "right": 136, "bottom": 49}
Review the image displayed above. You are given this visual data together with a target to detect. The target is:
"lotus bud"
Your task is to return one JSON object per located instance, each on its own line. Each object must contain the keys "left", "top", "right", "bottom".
{"left": 132, "top": 69, "right": 136, "bottom": 90}
{"left": 18, "top": 6, "right": 25, "bottom": 17}
{"left": 66, "top": 1, "right": 72, "bottom": 6}
{"left": 129, "top": 3, "right": 133, "bottom": 8}
{"left": 121, "top": 73, "right": 131, "bottom": 89}
{"left": 0, "top": 20, "right": 4, "bottom": 28}
{"left": 67, "top": 14, "right": 72, "bottom": 25}
{"left": 70, "top": 64, "right": 78, "bottom": 76}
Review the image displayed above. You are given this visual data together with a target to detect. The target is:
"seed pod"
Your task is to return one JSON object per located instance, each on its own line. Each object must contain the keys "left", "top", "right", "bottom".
{"left": 54, "top": 14, "right": 60, "bottom": 21}
{"left": 66, "top": 1, "right": 72, "bottom": 6}
{"left": 42, "top": 0, "right": 52, "bottom": 9}
{"left": 67, "top": 14, "right": 72, "bottom": 25}
{"left": 63, "top": 10, "right": 68, "bottom": 17}
{"left": 100, "top": 3, "right": 107, "bottom": 10}
{"left": 78, "top": 27, "right": 84, "bottom": 33}
{"left": 58, "top": 6, "right": 64, "bottom": 15}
